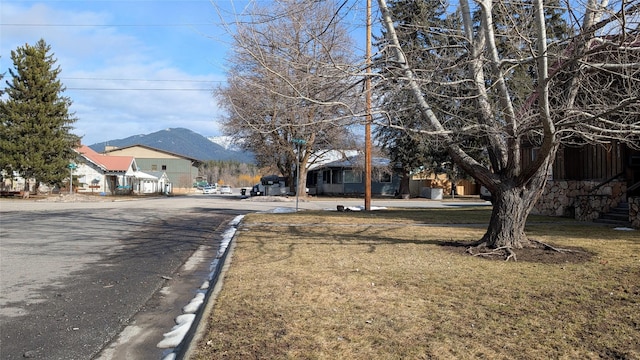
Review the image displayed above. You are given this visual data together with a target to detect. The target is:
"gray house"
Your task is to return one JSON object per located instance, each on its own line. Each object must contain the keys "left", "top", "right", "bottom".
{"left": 307, "top": 156, "right": 400, "bottom": 196}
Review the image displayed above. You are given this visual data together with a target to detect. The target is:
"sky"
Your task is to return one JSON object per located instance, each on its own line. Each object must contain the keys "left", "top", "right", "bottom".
{"left": 0, "top": 1, "right": 263, "bottom": 145}
{"left": 1, "top": 0, "right": 373, "bottom": 146}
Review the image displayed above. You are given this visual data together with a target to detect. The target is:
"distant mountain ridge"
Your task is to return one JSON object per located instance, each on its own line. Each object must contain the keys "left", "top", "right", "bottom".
{"left": 89, "top": 128, "right": 254, "bottom": 163}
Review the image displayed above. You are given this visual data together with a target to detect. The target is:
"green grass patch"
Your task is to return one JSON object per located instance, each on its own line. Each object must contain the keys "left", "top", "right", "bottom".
{"left": 192, "top": 209, "right": 640, "bottom": 359}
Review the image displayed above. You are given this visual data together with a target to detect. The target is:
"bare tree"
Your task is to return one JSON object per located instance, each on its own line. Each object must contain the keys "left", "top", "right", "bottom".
{"left": 375, "top": 0, "right": 639, "bottom": 252}
{"left": 215, "top": 0, "right": 362, "bottom": 196}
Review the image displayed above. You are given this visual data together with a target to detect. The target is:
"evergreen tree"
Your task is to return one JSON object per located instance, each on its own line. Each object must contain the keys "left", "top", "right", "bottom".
{"left": 374, "top": 0, "right": 472, "bottom": 197}
{"left": 0, "top": 39, "right": 79, "bottom": 192}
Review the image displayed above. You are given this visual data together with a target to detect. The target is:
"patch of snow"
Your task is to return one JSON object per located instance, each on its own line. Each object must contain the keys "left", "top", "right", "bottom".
{"left": 209, "top": 259, "right": 219, "bottom": 273}
{"left": 182, "top": 292, "right": 205, "bottom": 314}
{"left": 157, "top": 314, "right": 196, "bottom": 348}
{"left": 208, "top": 135, "right": 241, "bottom": 150}
{"left": 268, "top": 207, "right": 297, "bottom": 213}
{"left": 157, "top": 214, "right": 245, "bottom": 357}
{"left": 614, "top": 227, "right": 635, "bottom": 231}
{"left": 229, "top": 214, "right": 244, "bottom": 226}
{"left": 160, "top": 352, "right": 176, "bottom": 360}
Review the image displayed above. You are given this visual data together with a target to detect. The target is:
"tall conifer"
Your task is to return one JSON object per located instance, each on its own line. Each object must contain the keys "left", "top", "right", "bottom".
{"left": 0, "top": 39, "right": 79, "bottom": 191}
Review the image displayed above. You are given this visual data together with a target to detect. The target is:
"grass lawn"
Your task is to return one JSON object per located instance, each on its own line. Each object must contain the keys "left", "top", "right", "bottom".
{"left": 191, "top": 208, "right": 640, "bottom": 359}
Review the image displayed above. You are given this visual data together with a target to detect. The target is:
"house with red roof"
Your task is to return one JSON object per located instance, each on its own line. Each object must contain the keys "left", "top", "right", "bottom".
{"left": 74, "top": 145, "right": 170, "bottom": 195}
{"left": 73, "top": 145, "right": 137, "bottom": 195}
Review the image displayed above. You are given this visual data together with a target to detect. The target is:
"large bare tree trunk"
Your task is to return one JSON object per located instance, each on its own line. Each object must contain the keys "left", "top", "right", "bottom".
{"left": 297, "top": 166, "right": 308, "bottom": 198}
{"left": 481, "top": 186, "right": 536, "bottom": 248}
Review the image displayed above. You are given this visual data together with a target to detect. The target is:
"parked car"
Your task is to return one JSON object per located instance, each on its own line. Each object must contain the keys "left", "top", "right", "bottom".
{"left": 250, "top": 183, "right": 264, "bottom": 196}
{"left": 219, "top": 185, "right": 232, "bottom": 195}
{"left": 202, "top": 185, "right": 218, "bottom": 194}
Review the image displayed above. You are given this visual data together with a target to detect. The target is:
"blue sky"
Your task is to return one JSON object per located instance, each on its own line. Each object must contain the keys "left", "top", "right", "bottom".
{"left": 1, "top": 0, "right": 372, "bottom": 146}
{"left": 0, "top": 0, "right": 265, "bottom": 145}
{"left": 0, "top": 0, "right": 385, "bottom": 146}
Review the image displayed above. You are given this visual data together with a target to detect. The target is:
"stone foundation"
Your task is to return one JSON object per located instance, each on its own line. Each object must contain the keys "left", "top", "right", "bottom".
{"left": 630, "top": 197, "right": 640, "bottom": 228}
{"left": 532, "top": 180, "right": 627, "bottom": 220}
{"left": 574, "top": 195, "right": 613, "bottom": 221}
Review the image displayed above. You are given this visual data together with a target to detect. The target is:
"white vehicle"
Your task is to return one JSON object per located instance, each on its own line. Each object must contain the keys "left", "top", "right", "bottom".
{"left": 202, "top": 185, "right": 218, "bottom": 194}
{"left": 219, "top": 185, "right": 232, "bottom": 194}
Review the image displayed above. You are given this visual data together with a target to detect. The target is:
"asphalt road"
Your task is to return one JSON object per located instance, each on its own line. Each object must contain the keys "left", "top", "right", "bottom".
{"left": 0, "top": 193, "right": 489, "bottom": 359}
{"left": 0, "top": 195, "right": 251, "bottom": 360}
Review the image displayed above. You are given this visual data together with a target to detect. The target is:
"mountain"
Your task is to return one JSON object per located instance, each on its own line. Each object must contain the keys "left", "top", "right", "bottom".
{"left": 208, "top": 135, "right": 243, "bottom": 151}
{"left": 89, "top": 128, "right": 255, "bottom": 163}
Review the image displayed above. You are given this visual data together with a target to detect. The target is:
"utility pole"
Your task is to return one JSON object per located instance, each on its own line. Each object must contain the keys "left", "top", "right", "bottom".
{"left": 364, "top": 0, "right": 372, "bottom": 211}
{"left": 292, "top": 138, "right": 307, "bottom": 212}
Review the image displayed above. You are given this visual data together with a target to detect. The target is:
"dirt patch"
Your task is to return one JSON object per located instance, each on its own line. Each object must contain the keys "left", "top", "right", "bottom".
{"left": 439, "top": 240, "right": 594, "bottom": 264}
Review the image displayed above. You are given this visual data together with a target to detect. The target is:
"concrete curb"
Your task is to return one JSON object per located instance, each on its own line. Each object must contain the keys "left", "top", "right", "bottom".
{"left": 174, "top": 219, "right": 241, "bottom": 360}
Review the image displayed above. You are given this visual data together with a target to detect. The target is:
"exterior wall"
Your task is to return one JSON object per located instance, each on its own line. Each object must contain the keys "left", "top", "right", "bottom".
{"left": 75, "top": 163, "right": 107, "bottom": 194}
{"left": 310, "top": 168, "right": 399, "bottom": 196}
{"left": 1, "top": 172, "right": 36, "bottom": 192}
{"left": 630, "top": 197, "right": 640, "bottom": 228}
{"left": 106, "top": 147, "right": 181, "bottom": 159}
{"left": 532, "top": 180, "right": 627, "bottom": 219}
{"left": 105, "top": 146, "right": 199, "bottom": 193}
{"left": 409, "top": 174, "right": 478, "bottom": 198}
{"left": 133, "top": 158, "right": 197, "bottom": 191}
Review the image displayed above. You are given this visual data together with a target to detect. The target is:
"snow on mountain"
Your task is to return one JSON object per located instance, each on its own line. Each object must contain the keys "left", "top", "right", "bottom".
{"left": 208, "top": 135, "right": 243, "bottom": 151}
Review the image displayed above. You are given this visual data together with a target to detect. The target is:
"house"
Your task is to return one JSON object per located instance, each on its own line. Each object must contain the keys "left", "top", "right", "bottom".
{"left": 74, "top": 145, "right": 138, "bottom": 195}
{"left": 75, "top": 145, "right": 172, "bottom": 195}
{"left": 407, "top": 169, "right": 479, "bottom": 199}
{"left": 307, "top": 155, "right": 400, "bottom": 196}
{"left": 529, "top": 142, "right": 640, "bottom": 226}
{"left": 101, "top": 144, "right": 201, "bottom": 193}
{"left": 134, "top": 171, "right": 172, "bottom": 194}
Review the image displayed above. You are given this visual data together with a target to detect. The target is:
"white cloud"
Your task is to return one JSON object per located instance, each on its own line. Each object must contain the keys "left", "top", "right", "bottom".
{"left": 1, "top": 2, "right": 226, "bottom": 145}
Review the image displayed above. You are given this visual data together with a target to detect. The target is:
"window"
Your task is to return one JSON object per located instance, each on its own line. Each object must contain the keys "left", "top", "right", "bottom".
{"left": 344, "top": 170, "right": 362, "bottom": 183}
{"left": 161, "top": 165, "right": 167, "bottom": 170}
{"left": 322, "top": 169, "right": 343, "bottom": 184}
{"left": 151, "top": 165, "right": 158, "bottom": 171}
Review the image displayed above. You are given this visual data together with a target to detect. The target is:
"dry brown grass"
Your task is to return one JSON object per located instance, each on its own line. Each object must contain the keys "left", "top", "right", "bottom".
{"left": 192, "top": 208, "right": 640, "bottom": 360}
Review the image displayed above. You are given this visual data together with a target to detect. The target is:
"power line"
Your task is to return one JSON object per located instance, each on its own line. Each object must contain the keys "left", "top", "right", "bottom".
{"left": 1, "top": 23, "right": 212, "bottom": 27}
{"left": 66, "top": 88, "right": 212, "bottom": 91}
{"left": 63, "top": 77, "right": 221, "bottom": 83}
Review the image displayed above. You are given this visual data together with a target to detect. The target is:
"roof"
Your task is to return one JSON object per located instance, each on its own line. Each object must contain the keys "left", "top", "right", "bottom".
{"left": 307, "top": 150, "right": 359, "bottom": 171}
{"left": 103, "top": 144, "right": 202, "bottom": 163}
{"left": 315, "top": 155, "right": 392, "bottom": 169}
{"left": 132, "top": 171, "right": 158, "bottom": 180}
{"left": 75, "top": 145, "right": 134, "bottom": 172}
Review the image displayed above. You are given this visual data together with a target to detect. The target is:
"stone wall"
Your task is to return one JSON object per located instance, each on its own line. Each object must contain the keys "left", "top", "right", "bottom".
{"left": 630, "top": 197, "right": 640, "bottom": 228}
{"left": 532, "top": 180, "right": 627, "bottom": 219}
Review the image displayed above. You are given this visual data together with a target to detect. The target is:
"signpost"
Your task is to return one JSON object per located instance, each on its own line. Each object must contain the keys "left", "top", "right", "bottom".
{"left": 291, "top": 139, "right": 307, "bottom": 212}
{"left": 67, "top": 163, "right": 77, "bottom": 194}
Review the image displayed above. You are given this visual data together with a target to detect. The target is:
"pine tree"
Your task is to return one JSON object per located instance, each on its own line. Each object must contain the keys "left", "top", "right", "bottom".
{"left": 0, "top": 39, "right": 79, "bottom": 192}
{"left": 374, "top": 0, "right": 473, "bottom": 197}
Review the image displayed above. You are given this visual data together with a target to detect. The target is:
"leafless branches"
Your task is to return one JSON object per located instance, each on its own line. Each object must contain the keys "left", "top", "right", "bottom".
{"left": 214, "top": 0, "right": 362, "bottom": 194}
